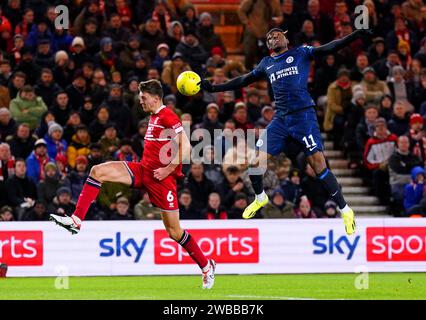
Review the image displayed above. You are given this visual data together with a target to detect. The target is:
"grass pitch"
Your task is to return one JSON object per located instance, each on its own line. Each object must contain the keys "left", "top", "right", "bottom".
{"left": 0, "top": 273, "right": 425, "bottom": 300}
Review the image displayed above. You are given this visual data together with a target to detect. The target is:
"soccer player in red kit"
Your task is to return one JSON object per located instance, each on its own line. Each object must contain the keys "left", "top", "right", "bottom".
{"left": 50, "top": 80, "right": 216, "bottom": 289}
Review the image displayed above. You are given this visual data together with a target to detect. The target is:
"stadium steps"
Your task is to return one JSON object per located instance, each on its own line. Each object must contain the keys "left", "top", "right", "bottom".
{"left": 323, "top": 150, "right": 344, "bottom": 158}
{"left": 332, "top": 168, "right": 357, "bottom": 176}
{"left": 322, "top": 133, "right": 389, "bottom": 216}
{"left": 342, "top": 186, "right": 370, "bottom": 194}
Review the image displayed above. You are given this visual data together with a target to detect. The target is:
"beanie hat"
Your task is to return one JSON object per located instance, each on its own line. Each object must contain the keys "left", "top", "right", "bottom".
{"left": 100, "top": 37, "right": 113, "bottom": 47}
{"left": 75, "top": 155, "right": 88, "bottom": 165}
{"left": 71, "top": 37, "right": 85, "bottom": 48}
{"left": 57, "top": 186, "right": 71, "bottom": 197}
{"left": 199, "top": 12, "right": 212, "bottom": 22}
{"left": 44, "top": 162, "right": 57, "bottom": 172}
{"left": 410, "top": 113, "right": 424, "bottom": 126}
{"left": 48, "top": 122, "right": 63, "bottom": 136}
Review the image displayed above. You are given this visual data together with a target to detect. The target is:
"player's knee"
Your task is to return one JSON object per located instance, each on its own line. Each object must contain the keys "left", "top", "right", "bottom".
{"left": 90, "top": 165, "right": 103, "bottom": 181}
{"left": 166, "top": 226, "right": 183, "bottom": 242}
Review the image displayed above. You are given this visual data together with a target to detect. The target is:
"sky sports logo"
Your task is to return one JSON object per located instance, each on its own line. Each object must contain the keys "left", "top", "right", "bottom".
{"left": 154, "top": 229, "right": 259, "bottom": 264}
{"left": 367, "top": 227, "right": 426, "bottom": 261}
{"left": 0, "top": 231, "right": 43, "bottom": 266}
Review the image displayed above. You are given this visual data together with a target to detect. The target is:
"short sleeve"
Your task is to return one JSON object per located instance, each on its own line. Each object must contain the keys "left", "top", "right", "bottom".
{"left": 252, "top": 57, "right": 267, "bottom": 77}
{"left": 162, "top": 109, "right": 183, "bottom": 135}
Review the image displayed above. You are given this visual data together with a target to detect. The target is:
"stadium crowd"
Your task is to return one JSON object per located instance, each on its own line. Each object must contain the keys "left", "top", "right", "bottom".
{"left": 0, "top": 0, "right": 425, "bottom": 222}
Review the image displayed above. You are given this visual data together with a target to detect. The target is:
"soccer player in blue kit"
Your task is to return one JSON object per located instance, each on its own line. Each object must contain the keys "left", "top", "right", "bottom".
{"left": 200, "top": 27, "right": 372, "bottom": 235}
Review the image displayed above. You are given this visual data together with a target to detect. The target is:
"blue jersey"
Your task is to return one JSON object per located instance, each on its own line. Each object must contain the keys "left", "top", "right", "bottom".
{"left": 252, "top": 46, "right": 315, "bottom": 117}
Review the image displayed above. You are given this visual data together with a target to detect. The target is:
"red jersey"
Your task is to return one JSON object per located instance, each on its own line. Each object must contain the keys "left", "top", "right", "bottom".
{"left": 141, "top": 106, "right": 184, "bottom": 177}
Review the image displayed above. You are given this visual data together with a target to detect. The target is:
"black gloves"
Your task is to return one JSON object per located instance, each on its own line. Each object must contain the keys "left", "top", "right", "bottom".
{"left": 198, "top": 79, "right": 215, "bottom": 93}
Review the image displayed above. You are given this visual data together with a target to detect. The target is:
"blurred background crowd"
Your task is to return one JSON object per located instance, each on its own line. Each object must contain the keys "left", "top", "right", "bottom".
{"left": 0, "top": 0, "right": 425, "bottom": 222}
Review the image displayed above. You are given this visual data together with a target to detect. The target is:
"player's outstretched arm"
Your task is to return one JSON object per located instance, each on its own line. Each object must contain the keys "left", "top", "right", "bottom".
{"left": 199, "top": 72, "right": 263, "bottom": 93}
{"left": 312, "top": 29, "right": 373, "bottom": 58}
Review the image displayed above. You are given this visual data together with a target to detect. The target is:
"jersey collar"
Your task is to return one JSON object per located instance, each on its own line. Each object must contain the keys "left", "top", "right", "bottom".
{"left": 154, "top": 105, "right": 166, "bottom": 114}
{"left": 271, "top": 47, "right": 294, "bottom": 60}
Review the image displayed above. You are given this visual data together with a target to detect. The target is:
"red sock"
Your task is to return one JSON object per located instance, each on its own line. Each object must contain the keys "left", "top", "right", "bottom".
{"left": 178, "top": 230, "right": 209, "bottom": 270}
{"left": 72, "top": 176, "right": 102, "bottom": 222}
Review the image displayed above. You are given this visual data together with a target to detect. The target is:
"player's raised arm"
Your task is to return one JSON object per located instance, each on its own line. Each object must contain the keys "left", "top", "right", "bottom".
{"left": 199, "top": 71, "right": 263, "bottom": 93}
{"left": 312, "top": 29, "right": 373, "bottom": 58}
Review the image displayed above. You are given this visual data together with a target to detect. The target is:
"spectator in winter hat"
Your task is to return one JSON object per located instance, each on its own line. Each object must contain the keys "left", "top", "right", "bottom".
{"left": 323, "top": 200, "right": 340, "bottom": 218}
{"left": 204, "top": 46, "right": 226, "bottom": 72}
{"left": 295, "top": 196, "right": 317, "bottom": 219}
{"left": 198, "top": 11, "right": 226, "bottom": 54}
{"left": 48, "top": 186, "right": 75, "bottom": 217}
{"left": 67, "top": 125, "right": 91, "bottom": 169}
{"left": 44, "top": 122, "right": 68, "bottom": 160}
{"left": 175, "top": 27, "right": 209, "bottom": 75}
{"left": 87, "top": 143, "right": 104, "bottom": 170}
{"left": 195, "top": 102, "right": 223, "bottom": 137}
{"left": 37, "top": 161, "right": 64, "bottom": 205}
{"left": 233, "top": 101, "right": 254, "bottom": 133}
{"left": 388, "top": 65, "right": 415, "bottom": 113}
{"left": 255, "top": 106, "right": 274, "bottom": 128}
{"left": 161, "top": 51, "right": 191, "bottom": 95}
{"left": 404, "top": 166, "right": 425, "bottom": 212}
{"left": 152, "top": 43, "right": 170, "bottom": 73}
{"left": 228, "top": 192, "right": 251, "bottom": 219}
{"left": 65, "top": 154, "right": 89, "bottom": 202}
{"left": 263, "top": 188, "right": 295, "bottom": 219}
{"left": 119, "top": 34, "right": 141, "bottom": 73}
{"left": 95, "top": 37, "right": 116, "bottom": 74}
{"left": 110, "top": 196, "right": 133, "bottom": 220}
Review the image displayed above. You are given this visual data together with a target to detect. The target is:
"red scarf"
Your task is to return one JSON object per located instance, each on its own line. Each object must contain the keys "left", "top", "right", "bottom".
{"left": 35, "top": 154, "right": 49, "bottom": 182}
{"left": 410, "top": 129, "right": 426, "bottom": 163}
{"left": 336, "top": 79, "right": 351, "bottom": 90}
{"left": 55, "top": 140, "right": 66, "bottom": 158}
{"left": 0, "top": 157, "right": 15, "bottom": 181}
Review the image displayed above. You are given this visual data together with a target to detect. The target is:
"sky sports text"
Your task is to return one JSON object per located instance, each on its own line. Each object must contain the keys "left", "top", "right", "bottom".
{"left": 0, "top": 231, "right": 43, "bottom": 266}
{"left": 313, "top": 230, "right": 360, "bottom": 260}
{"left": 98, "top": 229, "right": 259, "bottom": 264}
{"left": 367, "top": 227, "right": 426, "bottom": 261}
{"left": 155, "top": 229, "right": 259, "bottom": 264}
{"left": 99, "top": 232, "right": 148, "bottom": 263}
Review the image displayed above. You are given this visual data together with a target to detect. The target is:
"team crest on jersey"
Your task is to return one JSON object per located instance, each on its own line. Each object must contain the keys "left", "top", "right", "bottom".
{"left": 286, "top": 56, "right": 294, "bottom": 63}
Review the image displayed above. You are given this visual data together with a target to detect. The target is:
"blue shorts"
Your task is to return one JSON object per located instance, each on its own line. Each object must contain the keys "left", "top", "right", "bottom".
{"left": 257, "top": 107, "right": 323, "bottom": 157}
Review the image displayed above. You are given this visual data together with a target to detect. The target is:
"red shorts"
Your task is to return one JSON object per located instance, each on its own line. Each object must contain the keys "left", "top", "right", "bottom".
{"left": 124, "top": 162, "right": 179, "bottom": 212}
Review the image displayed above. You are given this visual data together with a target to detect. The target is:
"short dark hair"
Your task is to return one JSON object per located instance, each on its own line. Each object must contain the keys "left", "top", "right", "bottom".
{"left": 21, "top": 85, "right": 34, "bottom": 93}
{"left": 138, "top": 80, "right": 163, "bottom": 99}
{"left": 41, "top": 68, "right": 53, "bottom": 75}
{"left": 14, "top": 158, "right": 26, "bottom": 168}
{"left": 13, "top": 71, "right": 26, "bottom": 79}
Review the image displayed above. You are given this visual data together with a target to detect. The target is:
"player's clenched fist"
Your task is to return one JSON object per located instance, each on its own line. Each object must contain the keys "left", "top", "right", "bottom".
{"left": 198, "top": 79, "right": 214, "bottom": 92}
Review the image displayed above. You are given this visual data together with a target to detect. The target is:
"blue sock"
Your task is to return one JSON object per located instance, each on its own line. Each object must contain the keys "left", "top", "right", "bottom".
{"left": 317, "top": 168, "right": 347, "bottom": 209}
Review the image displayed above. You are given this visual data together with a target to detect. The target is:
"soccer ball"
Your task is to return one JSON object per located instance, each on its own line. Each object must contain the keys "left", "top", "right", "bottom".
{"left": 176, "top": 71, "right": 201, "bottom": 96}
